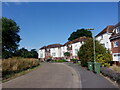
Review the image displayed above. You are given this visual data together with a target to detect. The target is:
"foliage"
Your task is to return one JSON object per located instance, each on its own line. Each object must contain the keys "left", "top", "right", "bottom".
{"left": 68, "top": 28, "right": 92, "bottom": 41}
{"left": 2, "top": 57, "right": 40, "bottom": 79}
{"left": 2, "top": 17, "right": 21, "bottom": 59}
{"left": 14, "top": 48, "right": 38, "bottom": 58}
{"left": 64, "top": 52, "right": 70, "bottom": 57}
{"left": 78, "top": 38, "right": 107, "bottom": 67}
{"left": 53, "top": 59, "right": 66, "bottom": 62}
{"left": 96, "top": 53, "right": 112, "bottom": 67}
{"left": 109, "top": 65, "right": 120, "bottom": 73}
{"left": 101, "top": 67, "right": 120, "bottom": 84}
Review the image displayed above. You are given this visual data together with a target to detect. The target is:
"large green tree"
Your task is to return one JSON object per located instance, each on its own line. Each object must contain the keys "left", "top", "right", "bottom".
{"left": 68, "top": 28, "right": 92, "bottom": 41}
{"left": 78, "top": 38, "right": 112, "bottom": 67}
{"left": 2, "top": 17, "right": 21, "bottom": 58}
{"left": 14, "top": 48, "right": 38, "bottom": 58}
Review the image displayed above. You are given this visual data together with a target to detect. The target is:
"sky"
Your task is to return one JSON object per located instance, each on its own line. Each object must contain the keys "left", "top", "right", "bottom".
{"left": 2, "top": 2, "right": 118, "bottom": 50}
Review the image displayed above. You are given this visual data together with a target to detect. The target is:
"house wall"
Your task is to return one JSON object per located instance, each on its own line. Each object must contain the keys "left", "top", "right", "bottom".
{"left": 111, "top": 38, "right": 120, "bottom": 53}
{"left": 38, "top": 49, "right": 45, "bottom": 59}
{"left": 50, "top": 47, "right": 61, "bottom": 58}
{"left": 111, "top": 38, "right": 120, "bottom": 61}
{"left": 60, "top": 46, "right": 67, "bottom": 57}
{"left": 96, "top": 32, "right": 112, "bottom": 51}
{"left": 72, "top": 42, "right": 82, "bottom": 57}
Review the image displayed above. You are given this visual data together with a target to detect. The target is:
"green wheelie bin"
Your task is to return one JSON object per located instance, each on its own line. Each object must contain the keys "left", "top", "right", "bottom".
{"left": 94, "top": 62, "right": 101, "bottom": 74}
{"left": 87, "top": 62, "right": 93, "bottom": 71}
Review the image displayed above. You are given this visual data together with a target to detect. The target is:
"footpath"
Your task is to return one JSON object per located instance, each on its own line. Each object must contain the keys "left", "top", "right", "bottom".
{"left": 66, "top": 62, "right": 119, "bottom": 89}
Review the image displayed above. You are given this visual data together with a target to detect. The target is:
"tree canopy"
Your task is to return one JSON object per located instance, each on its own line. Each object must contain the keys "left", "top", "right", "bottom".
{"left": 2, "top": 17, "right": 21, "bottom": 58}
{"left": 78, "top": 38, "right": 112, "bottom": 67}
{"left": 14, "top": 48, "right": 38, "bottom": 58}
{"left": 68, "top": 28, "right": 92, "bottom": 41}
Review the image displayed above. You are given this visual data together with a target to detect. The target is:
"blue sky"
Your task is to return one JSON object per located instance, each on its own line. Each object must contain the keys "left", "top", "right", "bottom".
{"left": 2, "top": 2, "right": 118, "bottom": 50}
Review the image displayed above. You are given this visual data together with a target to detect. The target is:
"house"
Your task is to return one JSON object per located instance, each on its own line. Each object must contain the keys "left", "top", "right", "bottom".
{"left": 64, "top": 37, "right": 88, "bottom": 59}
{"left": 109, "top": 22, "right": 120, "bottom": 65}
{"left": 95, "top": 25, "right": 115, "bottom": 52}
{"left": 38, "top": 44, "right": 62, "bottom": 61}
{"left": 38, "top": 37, "right": 89, "bottom": 61}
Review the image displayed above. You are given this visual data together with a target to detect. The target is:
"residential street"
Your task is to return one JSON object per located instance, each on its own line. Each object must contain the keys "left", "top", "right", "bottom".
{"left": 3, "top": 63, "right": 80, "bottom": 88}
{"left": 2, "top": 62, "right": 119, "bottom": 89}
{"left": 66, "top": 62, "right": 119, "bottom": 89}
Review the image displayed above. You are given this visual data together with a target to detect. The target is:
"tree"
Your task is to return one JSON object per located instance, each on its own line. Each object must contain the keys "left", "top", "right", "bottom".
{"left": 68, "top": 28, "right": 92, "bottom": 41}
{"left": 30, "top": 49, "right": 38, "bottom": 58}
{"left": 64, "top": 52, "right": 70, "bottom": 57}
{"left": 2, "top": 17, "right": 21, "bottom": 58}
{"left": 78, "top": 38, "right": 111, "bottom": 67}
{"left": 14, "top": 48, "right": 38, "bottom": 58}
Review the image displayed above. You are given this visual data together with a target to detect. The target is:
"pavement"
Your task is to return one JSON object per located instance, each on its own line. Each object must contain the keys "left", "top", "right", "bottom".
{"left": 66, "top": 62, "right": 119, "bottom": 89}
{"left": 2, "top": 63, "right": 80, "bottom": 88}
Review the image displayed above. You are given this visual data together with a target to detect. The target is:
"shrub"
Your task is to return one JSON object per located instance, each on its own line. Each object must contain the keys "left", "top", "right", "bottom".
{"left": 101, "top": 67, "right": 120, "bottom": 84}
{"left": 2, "top": 57, "right": 40, "bottom": 78}
{"left": 64, "top": 52, "right": 70, "bottom": 57}
{"left": 96, "top": 53, "right": 112, "bottom": 67}
{"left": 78, "top": 38, "right": 107, "bottom": 67}
{"left": 53, "top": 59, "right": 66, "bottom": 62}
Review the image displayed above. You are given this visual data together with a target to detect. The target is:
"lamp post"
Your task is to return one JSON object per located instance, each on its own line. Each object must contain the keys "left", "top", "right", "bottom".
{"left": 86, "top": 28, "right": 95, "bottom": 62}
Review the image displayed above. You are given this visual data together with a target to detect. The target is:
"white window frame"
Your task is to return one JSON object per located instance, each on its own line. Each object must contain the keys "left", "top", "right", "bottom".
{"left": 113, "top": 41, "right": 118, "bottom": 47}
{"left": 116, "top": 27, "right": 120, "bottom": 34}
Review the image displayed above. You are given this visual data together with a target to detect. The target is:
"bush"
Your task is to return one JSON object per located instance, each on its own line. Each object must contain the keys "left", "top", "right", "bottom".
{"left": 53, "top": 59, "right": 66, "bottom": 62}
{"left": 96, "top": 53, "right": 112, "bottom": 67}
{"left": 2, "top": 57, "right": 40, "bottom": 78}
{"left": 78, "top": 38, "right": 110, "bottom": 67}
{"left": 101, "top": 67, "right": 120, "bottom": 84}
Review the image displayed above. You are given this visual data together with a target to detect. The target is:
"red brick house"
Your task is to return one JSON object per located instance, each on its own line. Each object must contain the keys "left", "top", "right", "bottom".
{"left": 109, "top": 22, "right": 120, "bottom": 65}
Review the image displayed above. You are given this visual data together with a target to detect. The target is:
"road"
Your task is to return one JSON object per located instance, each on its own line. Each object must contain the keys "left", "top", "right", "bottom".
{"left": 3, "top": 63, "right": 80, "bottom": 88}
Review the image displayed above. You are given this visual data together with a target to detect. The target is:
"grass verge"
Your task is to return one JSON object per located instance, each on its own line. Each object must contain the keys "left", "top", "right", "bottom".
{"left": 2, "top": 64, "right": 40, "bottom": 83}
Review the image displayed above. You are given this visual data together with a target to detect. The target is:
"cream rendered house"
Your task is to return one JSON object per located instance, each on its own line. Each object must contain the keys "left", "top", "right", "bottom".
{"left": 95, "top": 25, "right": 114, "bottom": 52}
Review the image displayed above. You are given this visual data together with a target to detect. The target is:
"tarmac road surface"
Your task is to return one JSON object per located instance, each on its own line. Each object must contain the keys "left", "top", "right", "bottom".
{"left": 3, "top": 63, "right": 80, "bottom": 88}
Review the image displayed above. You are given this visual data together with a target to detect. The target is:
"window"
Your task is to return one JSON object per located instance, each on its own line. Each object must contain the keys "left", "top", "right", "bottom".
{"left": 113, "top": 41, "right": 118, "bottom": 47}
{"left": 114, "top": 53, "right": 120, "bottom": 57}
{"left": 116, "top": 27, "right": 120, "bottom": 34}
{"left": 52, "top": 53, "right": 56, "bottom": 56}
{"left": 40, "top": 53, "right": 43, "bottom": 58}
{"left": 101, "top": 35, "right": 103, "bottom": 39}
{"left": 75, "top": 49, "right": 78, "bottom": 55}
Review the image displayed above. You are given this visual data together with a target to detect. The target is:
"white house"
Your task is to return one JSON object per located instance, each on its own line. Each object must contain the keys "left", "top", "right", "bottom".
{"left": 60, "top": 46, "right": 67, "bottom": 57}
{"left": 72, "top": 42, "right": 82, "bottom": 58}
{"left": 95, "top": 25, "right": 114, "bottom": 51}
{"left": 38, "top": 37, "right": 88, "bottom": 61}
{"left": 50, "top": 47, "right": 61, "bottom": 58}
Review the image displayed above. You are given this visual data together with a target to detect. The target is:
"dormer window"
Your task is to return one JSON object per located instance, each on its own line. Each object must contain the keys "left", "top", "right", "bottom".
{"left": 116, "top": 27, "right": 120, "bottom": 34}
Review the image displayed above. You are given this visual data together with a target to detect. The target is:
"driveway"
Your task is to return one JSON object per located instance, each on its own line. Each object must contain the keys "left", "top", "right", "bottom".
{"left": 3, "top": 63, "right": 80, "bottom": 88}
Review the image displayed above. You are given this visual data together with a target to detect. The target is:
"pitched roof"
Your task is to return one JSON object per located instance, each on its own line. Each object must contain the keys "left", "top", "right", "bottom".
{"left": 95, "top": 25, "right": 114, "bottom": 37}
{"left": 39, "top": 44, "right": 62, "bottom": 50}
{"left": 64, "top": 36, "right": 89, "bottom": 45}
{"left": 110, "top": 22, "right": 120, "bottom": 40}
{"left": 47, "top": 44, "right": 62, "bottom": 48}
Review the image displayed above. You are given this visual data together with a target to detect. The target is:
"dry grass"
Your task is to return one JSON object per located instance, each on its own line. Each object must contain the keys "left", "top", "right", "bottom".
{"left": 2, "top": 57, "right": 40, "bottom": 80}
{"left": 109, "top": 65, "right": 120, "bottom": 73}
